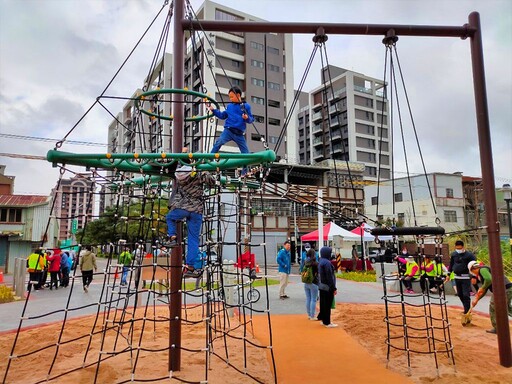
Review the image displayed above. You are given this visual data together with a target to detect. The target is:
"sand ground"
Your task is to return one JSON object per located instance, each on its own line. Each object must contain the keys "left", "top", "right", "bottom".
{"left": 1, "top": 302, "right": 510, "bottom": 383}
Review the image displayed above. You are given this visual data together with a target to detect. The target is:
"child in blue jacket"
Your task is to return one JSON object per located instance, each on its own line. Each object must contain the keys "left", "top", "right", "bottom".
{"left": 208, "top": 86, "right": 254, "bottom": 158}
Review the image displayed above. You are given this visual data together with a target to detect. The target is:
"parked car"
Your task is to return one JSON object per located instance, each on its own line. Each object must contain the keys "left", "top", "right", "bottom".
{"left": 368, "top": 249, "right": 396, "bottom": 263}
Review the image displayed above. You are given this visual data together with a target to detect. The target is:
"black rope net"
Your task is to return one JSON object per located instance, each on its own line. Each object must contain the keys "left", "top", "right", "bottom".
{"left": 3, "top": 166, "right": 279, "bottom": 384}
{"left": 377, "top": 238, "right": 456, "bottom": 377}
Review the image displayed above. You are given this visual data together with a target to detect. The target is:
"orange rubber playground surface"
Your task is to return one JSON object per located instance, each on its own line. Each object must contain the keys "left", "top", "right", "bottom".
{"left": 252, "top": 314, "right": 412, "bottom": 384}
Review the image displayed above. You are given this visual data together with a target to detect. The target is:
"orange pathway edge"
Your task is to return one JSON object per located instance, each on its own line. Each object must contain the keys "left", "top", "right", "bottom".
{"left": 252, "top": 314, "right": 413, "bottom": 384}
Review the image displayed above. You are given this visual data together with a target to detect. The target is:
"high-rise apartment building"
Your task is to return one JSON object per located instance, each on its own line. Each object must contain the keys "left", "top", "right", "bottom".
{"left": 107, "top": 0, "right": 295, "bottom": 163}
{"left": 52, "top": 174, "right": 95, "bottom": 241}
{"left": 297, "top": 65, "right": 391, "bottom": 181}
{"left": 185, "top": 0, "right": 295, "bottom": 161}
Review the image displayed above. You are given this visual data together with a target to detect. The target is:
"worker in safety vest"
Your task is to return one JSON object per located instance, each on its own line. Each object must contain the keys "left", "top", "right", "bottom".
{"left": 395, "top": 254, "right": 420, "bottom": 294}
{"left": 26, "top": 249, "right": 45, "bottom": 291}
{"left": 468, "top": 260, "right": 512, "bottom": 335}
{"left": 419, "top": 255, "right": 438, "bottom": 294}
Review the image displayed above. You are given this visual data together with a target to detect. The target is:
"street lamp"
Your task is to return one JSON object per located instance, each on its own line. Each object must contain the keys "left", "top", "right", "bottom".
{"left": 503, "top": 183, "right": 512, "bottom": 252}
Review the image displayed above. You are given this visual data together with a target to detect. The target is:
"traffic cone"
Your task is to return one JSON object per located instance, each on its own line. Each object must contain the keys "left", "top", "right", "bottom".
{"left": 114, "top": 267, "right": 119, "bottom": 279}
{"left": 0, "top": 271, "right": 3, "bottom": 283}
{"left": 256, "top": 264, "right": 260, "bottom": 273}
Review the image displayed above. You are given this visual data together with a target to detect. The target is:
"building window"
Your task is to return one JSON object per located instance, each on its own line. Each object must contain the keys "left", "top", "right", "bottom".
{"left": 215, "top": 10, "right": 243, "bottom": 36}
{"left": 267, "top": 46, "right": 279, "bottom": 55}
{"left": 446, "top": 188, "right": 454, "bottom": 198}
{"left": 250, "top": 41, "right": 264, "bottom": 50}
{"left": 251, "top": 96, "right": 264, "bottom": 105}
{"left": 232, "top": 42, "right": 240, "bottom": 50}
{"left": 394, "top": 193, "right": 403, "bottom": 202}
{"left": 251, "top": 78, "right": 264, "bottom": 87}
{"left": 268, "top": 99, "right": 280, "bottom": 108}
{"left": 444, "top": 210, "right": 457, "bottom": 223}
{"left": 251, "top": 133, "right": 264, "bottom": 141}
{"left": 253, "top": 115, "right": 264, "bottom": 123}
{"left": 268, "top": 136, "right": 279, "bottom": 144}
{"left": 268, "top": 64, "right": 280, "bottom": 72}
{"left": 268, "top": 82, "right": 280, "bottom": 90}
{"left": 268, "top": 118, "right": 280, "bottom": 126}
{"left": 231, "top": 78, "right": 241, "bottom": 86}
{"left": 371, "top": 196, "right": 378, "bottom": 205}
{"left": 367, "top": 166, "right": 377, "bottom": 176}
{"left": 397, "top": 213, "right": 405, "bottom": 223}
{"left": 251, "top": 59, "right": 264, "bottom": 68}
{"left": 232, "top": 60, "right": 241, "bottom": 68}
{"left": 0, "top": 208, "right": 22, "bottom": 223}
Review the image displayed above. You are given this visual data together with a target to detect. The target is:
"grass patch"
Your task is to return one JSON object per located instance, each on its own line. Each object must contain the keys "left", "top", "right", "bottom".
{"left": 337, "top": 270, "right": 377, "bottom": 283}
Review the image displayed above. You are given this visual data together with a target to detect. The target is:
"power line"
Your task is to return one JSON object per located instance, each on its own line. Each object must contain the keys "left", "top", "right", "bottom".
{"left": 0, "top": 133, "right": 107, "bottom": 147}
{"left": 0, "top": 153, "right": 47, "bottom": 160}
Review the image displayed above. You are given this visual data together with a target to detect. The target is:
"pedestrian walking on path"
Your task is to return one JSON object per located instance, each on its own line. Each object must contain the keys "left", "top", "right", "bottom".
{"left": 317, "top": 246, "right": 337, "bottom": 327}
{"left": 277, "top": 240, "right": 291, "bottom": 299}
{"left": 80, "top": 245, "right": 97, "bottom": 293}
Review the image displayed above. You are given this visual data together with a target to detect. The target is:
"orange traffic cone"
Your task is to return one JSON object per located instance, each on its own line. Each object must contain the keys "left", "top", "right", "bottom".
{"left": 256, "top": 264, "right": 260, "bottom": 273}
{"left": 0, "top": 271, "right": 3, "bottom": 283}
{"left": 114, "top": 267, "right": 119, "bottom": 279}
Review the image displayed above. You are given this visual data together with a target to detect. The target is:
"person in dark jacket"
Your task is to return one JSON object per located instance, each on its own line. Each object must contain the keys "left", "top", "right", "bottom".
{"left": 317, "top": 246, "right": 338, "bottom": 327}
{"left": 445, "top": 240, "right": 475, "bottom": 314}
{"left": 303, "top": 248, "right": 319, "bottom": 320}
{"left": 164, "top": 152, "right": 215, "bottom": 278}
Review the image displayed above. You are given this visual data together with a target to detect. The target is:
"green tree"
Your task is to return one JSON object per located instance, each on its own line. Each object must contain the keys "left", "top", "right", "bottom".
{"left": 76, "top": 198, "right": 169, "bottom": 245}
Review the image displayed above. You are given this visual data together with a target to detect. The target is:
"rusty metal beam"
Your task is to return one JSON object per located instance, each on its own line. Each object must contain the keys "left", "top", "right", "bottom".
{"left": 185, "top": 19, "right": 475, "bottom": 38}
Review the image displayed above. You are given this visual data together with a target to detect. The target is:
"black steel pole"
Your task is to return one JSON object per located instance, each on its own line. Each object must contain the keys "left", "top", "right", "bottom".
{"left": 169, "top": 0, "right": 185, "bottom": 373}
{"left": 468, "top": 11, "right": 511, "bottom": 367}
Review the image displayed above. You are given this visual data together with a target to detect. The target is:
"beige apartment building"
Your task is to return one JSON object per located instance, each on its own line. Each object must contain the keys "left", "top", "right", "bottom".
{"left": 297, "top": 65, "right": 391, "bottom": 181}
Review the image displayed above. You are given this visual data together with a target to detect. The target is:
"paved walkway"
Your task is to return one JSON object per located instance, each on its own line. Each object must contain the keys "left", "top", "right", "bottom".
{"left": 0, "top": 262, "right": 491, "bottom": 333}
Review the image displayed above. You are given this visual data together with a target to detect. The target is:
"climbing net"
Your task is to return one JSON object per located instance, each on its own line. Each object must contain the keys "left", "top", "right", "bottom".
{"left": 3, "top": 164, "right": 278, "bottom": 384}
{"left": 376, "top": 232, "right": 456, "bottom": 377}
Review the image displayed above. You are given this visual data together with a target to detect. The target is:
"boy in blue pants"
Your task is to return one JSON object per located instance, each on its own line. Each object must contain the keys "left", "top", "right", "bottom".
{"left": 208, "top": 86, "right": 254, "bottom": 174}
{"left": 164, "top": 157, "right": 215, "bottom": 278}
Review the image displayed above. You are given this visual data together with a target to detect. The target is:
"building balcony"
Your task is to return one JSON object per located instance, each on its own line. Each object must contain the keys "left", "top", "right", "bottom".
{"left": 332, "top": 144, "right": 343, "bottom": 153}
{"left": 329, "top": 87, "right": 346, "bottom": 101}
{"left": 312, "top": 111, "right": 323, "bottom": 122}
{"left": 329, "top": 118, "right": 341, "bottom": 127}
{"left": 330, "top": 130, "right": 342, "bottom": 140}
{"left": 354, "top": 85, "right": 373, "bottom": 95}
{"left": 312, "top": 124, "right": 323, "bottom": 135}
{"left": 313, "top": 150, "right": 324, "bottom": 160}
{"left": 313, "top": 137, "right": 323, "bottom": 147}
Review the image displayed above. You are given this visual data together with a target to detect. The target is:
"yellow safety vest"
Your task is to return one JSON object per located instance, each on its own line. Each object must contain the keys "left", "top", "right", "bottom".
{"left": 27, "top": 253, "right": 44, "bottom": 272}
{"left": 406, "top": 262, "right": 420, "bottom": 277}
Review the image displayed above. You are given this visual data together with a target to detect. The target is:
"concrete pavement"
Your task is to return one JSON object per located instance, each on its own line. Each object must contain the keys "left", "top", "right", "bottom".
{"left": 0, "top": 260, "right": 493, "bottom": 333}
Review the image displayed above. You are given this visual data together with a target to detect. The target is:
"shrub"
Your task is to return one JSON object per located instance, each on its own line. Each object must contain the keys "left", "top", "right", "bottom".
{"left": 0, "top": 285, "right": 15, "bottom": 304}
{"left": 337, "top": 270, "right": 377, "bottom": 283}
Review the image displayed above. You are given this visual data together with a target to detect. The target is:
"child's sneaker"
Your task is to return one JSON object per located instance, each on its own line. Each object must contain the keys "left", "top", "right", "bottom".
{"left": 162, "top": 236, "right": 178, "bottom": 248}
{"left": 183, "top": 265, "right": 203, "bottom": 278}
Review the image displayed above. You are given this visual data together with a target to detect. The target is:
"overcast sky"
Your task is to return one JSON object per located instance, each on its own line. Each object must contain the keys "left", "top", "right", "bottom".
{"left": 0, "top": 0, "right": 510, "bottom": 195}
